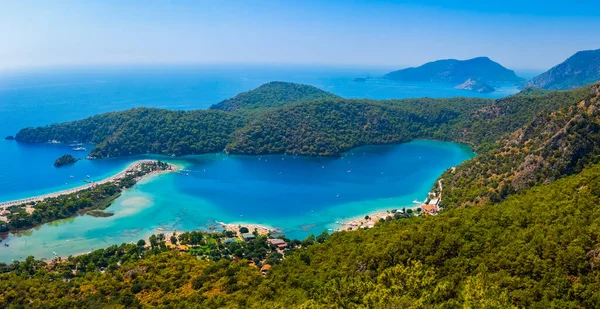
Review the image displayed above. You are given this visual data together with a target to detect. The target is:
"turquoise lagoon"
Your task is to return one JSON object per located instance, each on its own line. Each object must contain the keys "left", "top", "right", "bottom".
{"left": 0, "top": 140, "right": 474, "bottom": 262}
{"left": 0, "top": 65, "right": 495, "bottom": 261}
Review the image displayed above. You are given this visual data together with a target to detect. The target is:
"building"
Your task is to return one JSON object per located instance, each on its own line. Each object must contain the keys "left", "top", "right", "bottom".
{"left": 421, "top": 205, "right": 440, "bottom": 215}
{"left": 242, "top": 233, "right": 256, "bottom": 241}
{"left": 267, "top": 238, "right": 287, "bottom": 249}
{"left": 429, "top": 198, "right": 440, "bottom": 206}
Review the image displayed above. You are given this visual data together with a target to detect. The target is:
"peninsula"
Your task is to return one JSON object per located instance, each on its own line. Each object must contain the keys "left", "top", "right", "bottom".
{"left": 0, "top": 160, "right": 176, "bottom": 232}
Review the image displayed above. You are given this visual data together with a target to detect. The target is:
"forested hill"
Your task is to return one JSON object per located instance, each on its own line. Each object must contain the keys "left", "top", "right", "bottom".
{"left": 527, "top": 48, "right": 600, "bottom": 90}
{"left": 226, "top": 97, "right": 490, "bottom": 156}
{"left": 5, "top": 158, "right": 600, "bottom": 307}
{"left": 15, "top": 84, "right": 492, "bottom": 158}
{"left": 209, "top": 81, "right": 339, "bottom": 112}
{"left": 383, "top": 57, "right": 524, "bottom": 84}
{"left": 440, "top": 83, "right": 600, "bottom": 208}
{"left": 225, "top": 85, "right": 594, "bottom": 156}
{"left": 16, "top": 108, "right": 245, "bottom": 158}
{"left": 15, "top": 81, "right": 596, "bottom": 159}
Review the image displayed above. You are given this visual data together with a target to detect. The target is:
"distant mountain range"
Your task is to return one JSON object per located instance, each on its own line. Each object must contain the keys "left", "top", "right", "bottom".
{"left": 383, "top": 57, "right": 524, "bottom": 85}
{"left": 527, "top": 48, "right": 600, "bottom": 90}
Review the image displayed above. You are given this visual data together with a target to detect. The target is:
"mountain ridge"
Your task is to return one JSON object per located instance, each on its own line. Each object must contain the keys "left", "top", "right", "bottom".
{"left": 527, "top": 48, "right": 600, "bottom": 90}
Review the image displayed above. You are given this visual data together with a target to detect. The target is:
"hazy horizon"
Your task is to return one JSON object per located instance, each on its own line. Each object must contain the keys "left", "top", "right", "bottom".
{"left": 2, "top": 0, "right": 599, "bottom": 72}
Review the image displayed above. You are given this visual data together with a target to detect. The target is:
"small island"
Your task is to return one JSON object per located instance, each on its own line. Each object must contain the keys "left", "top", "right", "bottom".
{"left": 455, "top": 78, "right": 495, "bottom": 93}
{"left": 54, "top": 154, "right": 79, "bottom": 167}
{"left": 4, "top": 136, "right": 15, "bottom": 140}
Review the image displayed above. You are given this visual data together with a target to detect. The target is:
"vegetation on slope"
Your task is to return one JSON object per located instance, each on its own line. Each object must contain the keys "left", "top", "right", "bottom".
{"left": 209, "top": 81, "right": 339, "bottom": 112}
{"left": 440, "top": 83, "right": 600, "bottom": 208}
{"left": 226, "top": 97, "right": 490, "bottom": 156}
{"left": 4, "top": 161, "right": 600, "bottom": 307}
{"left": 16, "top": 108, "right": 244, "bottom": 158}
{"left": 15, "top": 82, "right": 594, "bottom": 160}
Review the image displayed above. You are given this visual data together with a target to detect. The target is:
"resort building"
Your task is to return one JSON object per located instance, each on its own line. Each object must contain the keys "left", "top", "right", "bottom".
{"left": 421, "top": 205, "right": 440, "bottom": 215}
{"left": 267, "top": 238, "right": 287, "bottom": 249}
{"left": 242, "top": 233, "right": 256, "bottom": 241}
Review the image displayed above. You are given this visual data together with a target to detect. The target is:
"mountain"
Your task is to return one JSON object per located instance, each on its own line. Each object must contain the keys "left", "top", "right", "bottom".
{"left": 384, "top": 57, "right": 524, "bottom": 84}
{"left": 441, "top": 83, "right": 600, "bottom": 208}
{"left": 209, "top": 81, "right": 339, "bottom": 112}
{"left": 455, "top": 78, "right": 495, "bottom": 93}
{"left": 527, "top": 49, "right": 600, "bottom": 90}
{"left": 226, "top": 97, "right": 490, "bottom": 156}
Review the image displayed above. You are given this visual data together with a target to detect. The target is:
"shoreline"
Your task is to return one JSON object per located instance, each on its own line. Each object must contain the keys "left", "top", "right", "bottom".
{"left": 216, "top": 221, "right": 278, "bottom": 236}
{"left": 0, "top": 160, "right": 181, "bottom": 210}
{"left": 336, "top": 206, "right": 416, "bottom": 232}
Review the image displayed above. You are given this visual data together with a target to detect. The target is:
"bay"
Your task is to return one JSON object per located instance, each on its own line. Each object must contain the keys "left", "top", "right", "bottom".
{"left": 0, "top": 64, "right": 495, "bottom": 261}
{"left": 0, "top": 140, "right": 474, "bottom": 262}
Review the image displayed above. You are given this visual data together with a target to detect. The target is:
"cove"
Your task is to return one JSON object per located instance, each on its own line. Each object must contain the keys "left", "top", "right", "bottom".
{"left": 0, "top": 140, "right": 474, "bottom": 262}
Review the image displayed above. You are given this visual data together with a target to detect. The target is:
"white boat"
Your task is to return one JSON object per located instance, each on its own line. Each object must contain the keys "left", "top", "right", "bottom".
{"left": 73, "top": 147, "right": 87, "bottom": 151}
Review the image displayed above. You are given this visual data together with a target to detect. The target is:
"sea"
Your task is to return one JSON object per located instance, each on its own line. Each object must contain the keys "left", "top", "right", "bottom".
{"left": 0, "top": 64, "right": 514, "bottom": 261}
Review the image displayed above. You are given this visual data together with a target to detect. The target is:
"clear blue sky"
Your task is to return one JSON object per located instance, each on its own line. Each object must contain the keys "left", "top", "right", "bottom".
{"left": 1, "top": 0, "right": 599, "bottom": 71}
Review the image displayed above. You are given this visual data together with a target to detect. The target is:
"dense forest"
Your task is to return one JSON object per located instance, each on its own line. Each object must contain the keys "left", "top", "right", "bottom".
{"left": 440, "top": 83, "right": 600, "bottom": 207}
{"left": 15, "top": 82, "right": 491, "bottom": 157}
{"left": 16, "top": 109, "right": 244, "bottom": 158}
{"left": 15, "top": 82, "right": 594, "bottom": 159}
{"left": 4, "top": 160, "right": 600, "bottom": 307}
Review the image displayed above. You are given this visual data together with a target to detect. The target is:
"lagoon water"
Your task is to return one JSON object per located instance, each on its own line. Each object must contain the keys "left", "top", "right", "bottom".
{"left": 0, "top": 65, "right": 490, "bottom": 261}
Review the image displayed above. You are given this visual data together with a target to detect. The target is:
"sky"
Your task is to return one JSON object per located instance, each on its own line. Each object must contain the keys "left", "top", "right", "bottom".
{"left": 1, "top": 0, "right": 599, "bottom": 71}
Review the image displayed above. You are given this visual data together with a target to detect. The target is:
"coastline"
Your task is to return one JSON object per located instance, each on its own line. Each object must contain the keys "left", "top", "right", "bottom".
{"left": 216, "top": 221, "right": 277, "bottom": 236}
{"left": 0, "top": 160, "right": 180, "bottom": 210}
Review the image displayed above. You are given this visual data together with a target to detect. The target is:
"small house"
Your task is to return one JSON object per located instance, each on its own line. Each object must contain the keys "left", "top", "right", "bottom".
{"left": 421, "top": 205, "right": 440, "bottom": 215}
{"left": 242, "top": 233, "right": 256, "bottom": 241}
{"left": 267, "top": 238, "right": 287, "bottom": 249}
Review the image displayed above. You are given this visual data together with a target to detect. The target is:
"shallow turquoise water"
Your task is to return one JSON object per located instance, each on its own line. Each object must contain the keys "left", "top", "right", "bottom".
{"left": 0, "top": 140, "right": 474, "bottom": 262}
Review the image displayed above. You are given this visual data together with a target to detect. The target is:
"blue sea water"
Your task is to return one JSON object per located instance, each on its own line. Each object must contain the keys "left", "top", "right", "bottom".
{"left": 0, "top": 64, "right": 495, "bottom": 261}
